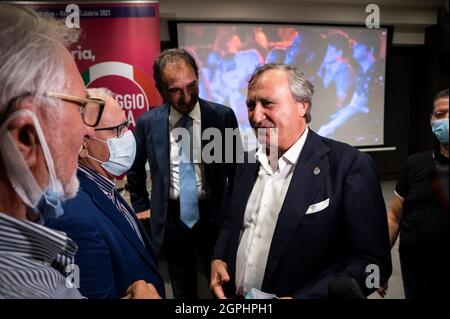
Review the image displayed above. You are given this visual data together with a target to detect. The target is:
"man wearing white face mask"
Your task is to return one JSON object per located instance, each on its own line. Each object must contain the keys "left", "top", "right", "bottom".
{"left": 47, "top": 88, "right": 165, "bottom": 299}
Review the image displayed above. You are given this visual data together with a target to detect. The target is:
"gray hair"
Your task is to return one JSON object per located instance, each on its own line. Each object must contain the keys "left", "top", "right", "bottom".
{"left": 248, "top": 63, "right": 315, "bottom": 123}
{"left": 0, "top": 4, "right": 79, "bottom": 122}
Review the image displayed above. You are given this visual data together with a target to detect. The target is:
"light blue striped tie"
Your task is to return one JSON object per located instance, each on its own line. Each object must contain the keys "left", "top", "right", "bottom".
{"left": 178, "top": 115, "right": 199, "bottom": 228}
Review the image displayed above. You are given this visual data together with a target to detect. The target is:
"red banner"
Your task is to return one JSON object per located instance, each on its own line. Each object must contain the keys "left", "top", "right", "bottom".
{"left": 33, "top": 2, "right": 161, "bottom": 130}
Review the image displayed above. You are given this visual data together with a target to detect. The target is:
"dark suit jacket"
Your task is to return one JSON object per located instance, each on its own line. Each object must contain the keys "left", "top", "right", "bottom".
{"left": 213, "top": 129, "right": 392, "bottom": 298}
{"left": 127, "top": 98, "right": 240, "bottom": 253}
{"left": 46, "top": 170, "right": 164, "bottom": 299}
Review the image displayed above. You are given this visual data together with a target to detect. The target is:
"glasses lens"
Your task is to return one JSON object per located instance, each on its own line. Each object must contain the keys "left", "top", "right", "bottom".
{"left": 83, "top": 101, "right": 101, "bottom": 127}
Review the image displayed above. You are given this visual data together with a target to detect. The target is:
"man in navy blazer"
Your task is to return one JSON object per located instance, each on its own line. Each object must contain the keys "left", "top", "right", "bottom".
{"left": 47, "top": 88, "right": 164, "bottom": 299}
{"left": 127, "top": 49, "right": 240, "bottom": 299}
{"left": 211, "top": 64, "right": 392, "bottom": 299}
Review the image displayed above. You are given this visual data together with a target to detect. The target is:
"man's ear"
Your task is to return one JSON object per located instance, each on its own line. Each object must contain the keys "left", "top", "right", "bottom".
{"left": 79, "top": 139, "right": 89, "bottom": 159}
{"left": 7, "top": 115, "right": 39, "bottom": 168}
{"left": 298, "top": 101, "right": 308, "bottom": 117}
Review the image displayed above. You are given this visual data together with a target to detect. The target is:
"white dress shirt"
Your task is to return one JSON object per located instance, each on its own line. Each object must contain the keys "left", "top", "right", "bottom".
{"left": 235, "top": 127, "right": 309, "bottom": 296}
{"left": 168, "top": 102, "right": 206, "bottom": 200}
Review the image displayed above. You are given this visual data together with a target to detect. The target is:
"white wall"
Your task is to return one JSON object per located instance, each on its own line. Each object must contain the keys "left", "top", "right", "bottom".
{"left": 159, "top": 0, "right": 440, "bottom": 45}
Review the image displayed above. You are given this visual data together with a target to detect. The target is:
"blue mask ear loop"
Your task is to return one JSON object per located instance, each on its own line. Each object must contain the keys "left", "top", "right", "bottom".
{"left": 36, "top": 188, "right": 65, "bottom": 222}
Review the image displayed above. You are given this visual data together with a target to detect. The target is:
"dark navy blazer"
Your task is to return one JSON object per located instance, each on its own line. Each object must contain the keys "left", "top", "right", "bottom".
{"left": 47, "top": 170, "right": 165, "bottom": 299}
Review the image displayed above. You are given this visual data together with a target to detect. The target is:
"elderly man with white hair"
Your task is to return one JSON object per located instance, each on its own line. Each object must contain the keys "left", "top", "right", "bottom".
{"left": 46, "top": 88, "right": 164, "bottom": 299}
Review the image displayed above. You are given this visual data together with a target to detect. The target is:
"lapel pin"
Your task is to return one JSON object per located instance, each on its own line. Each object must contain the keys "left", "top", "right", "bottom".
{"left": 313, "top": 166, "right": 320, "bottom": 175}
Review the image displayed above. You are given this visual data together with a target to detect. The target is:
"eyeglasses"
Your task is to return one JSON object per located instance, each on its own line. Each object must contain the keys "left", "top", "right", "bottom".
{"left": 95, "top": 120, "right": 129, "bottom": 138}
{"left": 45, "top": 92, "right": 105, "bottom": 127}
{"left": 1, "top": 92, "right": 105, "bottom": 127}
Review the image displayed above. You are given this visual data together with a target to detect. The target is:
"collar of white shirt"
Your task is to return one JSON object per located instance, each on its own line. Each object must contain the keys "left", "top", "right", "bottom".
{"left": 255, "top": 127, "right": 309, "bottom": 177}
{"left": 169, "top": 101, "right": 201, "bottom": 126}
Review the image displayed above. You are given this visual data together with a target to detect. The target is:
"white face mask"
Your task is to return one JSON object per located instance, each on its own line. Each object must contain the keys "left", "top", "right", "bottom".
{"left": 0, "top": 109, "right": 64, "bottom": 209}
{"left": 88, "top": 130, "right": 136, "bottom": 176}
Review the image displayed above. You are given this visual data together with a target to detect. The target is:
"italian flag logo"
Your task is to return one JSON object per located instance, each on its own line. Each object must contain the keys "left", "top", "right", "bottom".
{"left": 81, "top": 61, "right": 159, "bottom": 109}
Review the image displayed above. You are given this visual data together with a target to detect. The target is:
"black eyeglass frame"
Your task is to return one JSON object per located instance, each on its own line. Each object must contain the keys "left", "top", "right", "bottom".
{"left": 94, "top": 120, "right": 129, "bottom": 138}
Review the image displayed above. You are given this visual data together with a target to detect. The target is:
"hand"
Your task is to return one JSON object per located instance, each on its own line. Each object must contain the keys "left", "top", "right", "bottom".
{"left": 122, "top": 280, "right": 161, "bottom": 299}
{"left": 377, "top": 281, "right": 388, "bottom": 298}
{"left": 210, "top": 259, "right": 230, "bottom": 299}
{"left": 136, "top": 209, "right": 151, "bottom": 220}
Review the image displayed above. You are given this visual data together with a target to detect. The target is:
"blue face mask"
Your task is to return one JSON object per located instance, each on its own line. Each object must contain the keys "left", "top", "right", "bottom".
{"left": 36, "top": 188, "right": 64, "bottom": 223}
{"left": 432, "top": 118, "right": 449, "bottom": 144}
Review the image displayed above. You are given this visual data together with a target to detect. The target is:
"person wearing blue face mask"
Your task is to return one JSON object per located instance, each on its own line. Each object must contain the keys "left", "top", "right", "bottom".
{"left": 46, "top": 88, "right": 165, "bottom": 299}
{"left": 380, "top": 89, "right": 449, "bottom": 299}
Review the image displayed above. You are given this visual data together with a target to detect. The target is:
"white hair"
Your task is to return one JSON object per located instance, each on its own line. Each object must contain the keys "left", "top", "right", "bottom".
{"left": 63, "top": 175, "right": 80, "bottom": 200}
{"left": 86, "top": 87, "right": 115, "bottom": 101}
{"left": 0, "top": 4, "right": 79, "bottom": 120}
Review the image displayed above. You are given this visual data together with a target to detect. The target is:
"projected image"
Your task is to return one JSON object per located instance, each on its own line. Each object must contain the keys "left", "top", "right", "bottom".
{"left": 177, "top": 23, "right": 387, "bottom": 147}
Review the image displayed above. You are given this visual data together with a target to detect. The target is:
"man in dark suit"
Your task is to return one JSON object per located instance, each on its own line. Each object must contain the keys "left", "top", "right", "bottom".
{"left": 211, "top": 63, "right": 392, "bottom": 299}
{"left": 127, "top": 49, "right": 240, "bottom": 299}
{"left": 47, "top": 88, "right": 164, "bottom": 299}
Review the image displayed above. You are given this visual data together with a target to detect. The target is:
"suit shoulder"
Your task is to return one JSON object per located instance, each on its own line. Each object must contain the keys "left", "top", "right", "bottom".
{"left": 320, "top": 136, "right": 371, "bottom": 165}
{"left": 320, "top": 136, "right": 359, "bottom": 154}
{"left": 136, "top": 105, "right": 165, "bottom": 124}
{"left": 201, "top": 99, "right": 233, "bottom": 115}
{"left": 59, "top": 189, "right": 100, "bottom": 221}
{"left": 46, "top": 189, "right": 104, "bottom": 234}
{"left": 63, "top": 187, "right": 93, "bottom": 208}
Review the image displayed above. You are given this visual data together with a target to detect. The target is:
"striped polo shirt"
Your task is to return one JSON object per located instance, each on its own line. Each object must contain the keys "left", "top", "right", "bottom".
{"left": 0, "top": 212, "right": 83, "bottom": 299}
